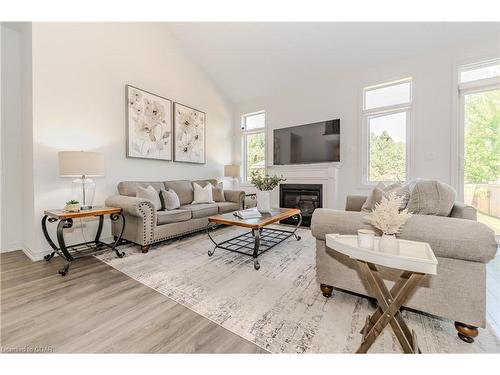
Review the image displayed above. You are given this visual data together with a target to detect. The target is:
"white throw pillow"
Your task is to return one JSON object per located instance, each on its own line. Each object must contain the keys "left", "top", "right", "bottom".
{"left": 192, "top": 182, "right": 214, "bottom": 204}
{"left": 136, "top": 185, "right": 162, "bottom": 210}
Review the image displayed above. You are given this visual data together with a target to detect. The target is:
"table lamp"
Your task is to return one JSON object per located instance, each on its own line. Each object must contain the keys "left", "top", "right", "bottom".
{"left": 59, "top": 151, "right": 105, "bottom": 210}
{"left": 224, "top": 164, "right": 241, "bottom": 190}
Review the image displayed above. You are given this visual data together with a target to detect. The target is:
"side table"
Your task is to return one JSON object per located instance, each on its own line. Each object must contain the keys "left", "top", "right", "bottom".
{"left": 325, "top": 234, "right": 438, "bottom": 354}
{"left": 42, "top": 207, "right": 126, "bottom": 276}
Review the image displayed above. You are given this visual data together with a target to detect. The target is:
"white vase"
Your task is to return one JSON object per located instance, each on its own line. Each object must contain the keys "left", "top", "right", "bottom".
{"left": 379, "top": 233, "right": 400, "bottom": 254}
{"left": 256, "top": 190, "right": 271, "bottom": 213}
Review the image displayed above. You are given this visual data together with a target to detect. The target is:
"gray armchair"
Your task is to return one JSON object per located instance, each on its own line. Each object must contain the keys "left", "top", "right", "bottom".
{"left": 311, "top": 195, "right": 497, "bottom": 343}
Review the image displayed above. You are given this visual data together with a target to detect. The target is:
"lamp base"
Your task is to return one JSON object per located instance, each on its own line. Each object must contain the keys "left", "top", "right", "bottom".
{"left": 80, "top": 205, "right": 94, "bottom": 210}
{"left": 72, "top": 177, "right": 96, "bottom": 209}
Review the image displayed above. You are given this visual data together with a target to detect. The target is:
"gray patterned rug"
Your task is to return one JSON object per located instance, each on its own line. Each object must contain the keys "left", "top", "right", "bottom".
{"left": 97, "top": 226, "right": 500, "bottom": 353}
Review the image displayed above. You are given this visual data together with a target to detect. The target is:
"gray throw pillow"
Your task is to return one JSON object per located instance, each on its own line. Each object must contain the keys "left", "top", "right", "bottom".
{"left": 212, "top": 182, "right": 226, "bottom": 202}
{"left": 361, "top": 182, "right": 410, "bottom": 212}
{"left": 136, "top": 185, "right": 162, "bottom": 210}
{"left": 160, "top": 188, "right": 181, "bottom": 211}
{"left": 406, "top": 180, "right": 456, "bottom": 216}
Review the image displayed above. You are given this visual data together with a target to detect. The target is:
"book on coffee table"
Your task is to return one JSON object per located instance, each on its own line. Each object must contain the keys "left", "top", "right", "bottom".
{"left": 233, "top": 208, "right": 262, "bottom": 219}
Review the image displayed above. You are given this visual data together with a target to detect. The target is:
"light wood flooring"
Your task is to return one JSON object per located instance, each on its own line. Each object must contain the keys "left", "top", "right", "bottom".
{"left": 0, "top": 250, "right": 266, "bottom": 353}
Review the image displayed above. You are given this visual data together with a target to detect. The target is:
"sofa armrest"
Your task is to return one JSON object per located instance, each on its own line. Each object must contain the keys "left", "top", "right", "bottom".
{"left": 311, "top": 208, "right": 373, "bottom": 240}
{"left": 400, "top": 215, "right": 496, "bottom": 263}
{"left": 105, "top": 195, "right": 157, "bottom": 226}
{"left": 345, "top": 195, "right": 367, "bottom": 212}
{"left": 224, "top": 190, "right": 245, "bottom": 209}
{"left": 450, "top": 202, "right": 477, "bottom": 221}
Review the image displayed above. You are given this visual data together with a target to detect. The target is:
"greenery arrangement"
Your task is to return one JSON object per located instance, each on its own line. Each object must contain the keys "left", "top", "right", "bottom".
{"left": 365, "top": 192, "right": 412, "bottom": 235}
{"left": 66, "top": 200, "right": 79, "bottom": 205}
{"left": 250, "top": 171, "right": 286, "bottom": 191}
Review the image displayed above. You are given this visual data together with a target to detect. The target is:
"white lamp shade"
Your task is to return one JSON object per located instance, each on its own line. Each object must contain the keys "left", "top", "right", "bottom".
{"left": 224, "top": 164, "right": 240, "bottom": 178}
{"left": 58, "top": 151, "right": 105, "bottom": 177}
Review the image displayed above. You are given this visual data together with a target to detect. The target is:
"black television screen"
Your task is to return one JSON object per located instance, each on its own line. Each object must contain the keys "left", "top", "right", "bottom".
{"left": 273, "top": 119, "right": 340, "bottom": 165}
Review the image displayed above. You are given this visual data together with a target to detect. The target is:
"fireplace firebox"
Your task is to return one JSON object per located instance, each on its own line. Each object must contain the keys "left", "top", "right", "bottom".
{"left": 279, "top": 184, "right": 323, "bottom": 227}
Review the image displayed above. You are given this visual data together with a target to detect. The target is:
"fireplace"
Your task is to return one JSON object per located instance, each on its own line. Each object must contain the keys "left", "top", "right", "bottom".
{"left": 279, "top": 184, "right": 323, "bottom": 227}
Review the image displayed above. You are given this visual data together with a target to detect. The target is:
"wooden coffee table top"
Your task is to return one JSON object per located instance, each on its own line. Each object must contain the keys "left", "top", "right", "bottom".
{"left": 44, "top": 206, "right": 122, "bottom": 220}
{"left": 208, "top": 208, "right": 301, "bottom": 229}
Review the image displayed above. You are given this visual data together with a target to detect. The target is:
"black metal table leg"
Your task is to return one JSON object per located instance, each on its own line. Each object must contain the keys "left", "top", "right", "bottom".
{"left": 292, "top": 213, "right": 302, "bottom": 240}
{"left": 95, "top": 214, "right": 104, "bottom": 243}
{"left": 109, "top": 212, "right": 125, "bottom": 258}
{"left": 253, "top": 229, "right": 261, "bottom": 270}
{"left": 56, "top": 219, "right": 74, "bottom": 276}
{"left": 42, "top": 215, "right": 58, "bottom": 261}
{"left": 206, "top": 224, "right": 218, "bottom": 256}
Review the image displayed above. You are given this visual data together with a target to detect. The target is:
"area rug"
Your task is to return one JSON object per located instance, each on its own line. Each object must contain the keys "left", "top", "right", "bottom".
{"left": 96, "top": 226, "right": 500, "bottom": 353}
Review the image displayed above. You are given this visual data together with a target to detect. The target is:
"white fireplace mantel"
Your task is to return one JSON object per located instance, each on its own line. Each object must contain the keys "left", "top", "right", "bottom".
{"left": 267, "top": 162, "right": 342, "bottom": 209}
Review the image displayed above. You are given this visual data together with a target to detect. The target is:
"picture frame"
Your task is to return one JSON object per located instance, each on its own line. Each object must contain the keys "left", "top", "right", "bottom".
{"left": 126, "top": 85, "right": 173, "bottom": 161}
{"left": 173, "top": 102, "right": 206, "bottom": 164}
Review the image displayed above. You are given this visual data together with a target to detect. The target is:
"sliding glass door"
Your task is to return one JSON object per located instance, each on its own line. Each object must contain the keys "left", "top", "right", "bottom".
{"left": 459, "top": 61, "right": 500, "bottom": 237}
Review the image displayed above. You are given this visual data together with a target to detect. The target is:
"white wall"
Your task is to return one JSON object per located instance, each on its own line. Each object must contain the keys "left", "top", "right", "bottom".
{"left": 233, "top": 37, "right": 500, "bottom": 209}
{"left": 1, "top": 24, "right": 24, "bottom": 252}
{"left": 24, "top": 23, "right": 233, "bottom": 260}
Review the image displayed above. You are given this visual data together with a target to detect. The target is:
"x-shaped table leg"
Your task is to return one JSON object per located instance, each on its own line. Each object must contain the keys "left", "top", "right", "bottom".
{"left": 356, "top": 260, "right": 425, "bottom": 354}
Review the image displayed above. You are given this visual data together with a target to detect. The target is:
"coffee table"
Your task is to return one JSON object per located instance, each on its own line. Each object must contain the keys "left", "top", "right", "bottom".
{"left": 325, "top": 234, "right": 438, "bottom": 354}
{"left": 206, "top": 208, "right": 302, "bottom": 270}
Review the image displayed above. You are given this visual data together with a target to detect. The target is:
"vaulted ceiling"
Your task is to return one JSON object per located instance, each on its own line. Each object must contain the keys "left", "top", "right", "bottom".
{"left": 167, "top": 22, "right": 500, "bottom": 103}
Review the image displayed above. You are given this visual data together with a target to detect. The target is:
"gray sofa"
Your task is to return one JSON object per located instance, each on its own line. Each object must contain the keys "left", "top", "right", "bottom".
{"left": 311, "top": 195, "right": 498, "bottom": 343}
{"left": 105, "top": 179, "right": 245, "bottom": 252}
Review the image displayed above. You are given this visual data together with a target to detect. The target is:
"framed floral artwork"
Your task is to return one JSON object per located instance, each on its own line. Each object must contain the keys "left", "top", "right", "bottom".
{"left": 173, "top": 102, "right": 206, "bottom": 164}
{"left": 126, "top": 85, "right": 172, "bottom": 161}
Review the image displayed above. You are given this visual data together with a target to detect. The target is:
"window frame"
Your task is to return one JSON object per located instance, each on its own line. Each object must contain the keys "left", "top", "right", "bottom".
{"left": 241, "top": 110, "right": 266, "bottom": 184}
{"left": 361, "top": 77, "right": 413, "bottom": 186}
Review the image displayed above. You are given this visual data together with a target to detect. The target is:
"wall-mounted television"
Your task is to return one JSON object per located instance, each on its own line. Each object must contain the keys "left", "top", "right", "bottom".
{"left": 273, "top": 119, "right": 340, "bottom": 165}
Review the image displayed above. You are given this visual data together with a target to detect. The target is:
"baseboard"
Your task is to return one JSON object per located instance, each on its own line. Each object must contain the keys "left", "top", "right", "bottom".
{"left": 0, "top": 242, "right": 22, "bottom": 253}
{"left": 22, "top": 246, "right": 47, "bottom": 262}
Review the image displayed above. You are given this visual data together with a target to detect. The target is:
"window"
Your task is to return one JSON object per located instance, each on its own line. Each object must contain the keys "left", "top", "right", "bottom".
{"left": 241, "top": 111, "right": 266, "bottom": 183}
{"left": 362, "top": 78, "right": 412, "bottom": 184}
{"left": 460, "top": 59, "right": 500, "bottom": 83}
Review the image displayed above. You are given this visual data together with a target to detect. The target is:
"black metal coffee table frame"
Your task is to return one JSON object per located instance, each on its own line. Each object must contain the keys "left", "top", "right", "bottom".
{"left": 206, "top": 213, "right": 302, "bottom": 270}
{"left": 41, "top": 211, "right": 126, "bottom": 276}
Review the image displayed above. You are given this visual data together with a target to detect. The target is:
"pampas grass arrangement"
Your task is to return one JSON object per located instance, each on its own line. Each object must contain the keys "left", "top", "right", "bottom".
{"left": 365, "top": 192, "right": 412, "bottom": 235}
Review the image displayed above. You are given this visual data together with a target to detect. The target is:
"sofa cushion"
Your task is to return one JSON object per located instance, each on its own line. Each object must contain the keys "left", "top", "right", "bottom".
{"left": 157, "top": 209, "right": 192, "bottom": 225}
{"left": 160, "top": 188, "right": 181, "bottom": 210}
{"left": 164, "top": 180, "right": 194, "bottom": 205}
{"left": 216, "top": 201, "right": 240, "bottom": 214}
{"left": 193, "top": 179, "right": 219, "bottom": 188}
{"left": 118, "top": 181, "right": 164, "bottom": 197}
{"left": 180, "top": 203, "right": 218, "bottom": 218}
{"left": 407, "top": 180, "right": 456, "bottom": 216}
{"left": 136, "top": 185, "right": 162, "bottom": 210}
